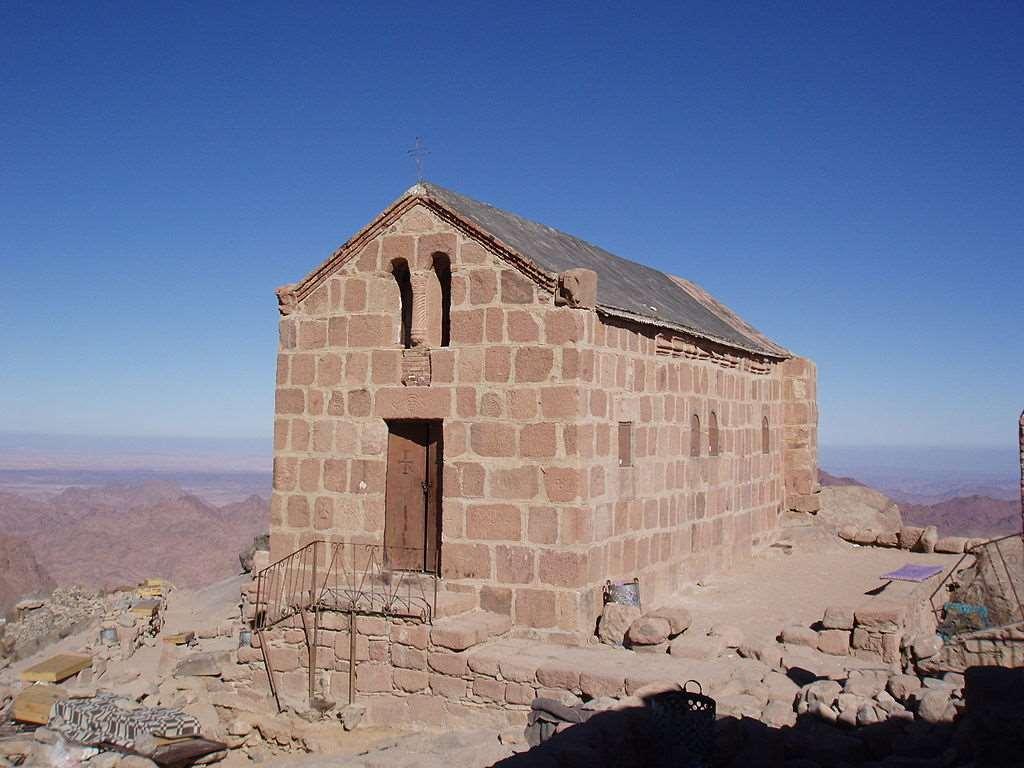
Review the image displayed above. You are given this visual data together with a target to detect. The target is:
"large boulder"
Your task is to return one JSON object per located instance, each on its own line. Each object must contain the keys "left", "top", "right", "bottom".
{"left": 818, "top": 485, "right": 903, "bottom": 534}
{"left": 626, "top": 616, "right": 671, "bottom": 646}
{"left": 643, "top": 606, "right": 691, "bottom": 636}
{"left": 916, "top": 689, "right": 956, "bottom": 724}
{"left": 597, "top": 603, "right": 641, "bottom": 646}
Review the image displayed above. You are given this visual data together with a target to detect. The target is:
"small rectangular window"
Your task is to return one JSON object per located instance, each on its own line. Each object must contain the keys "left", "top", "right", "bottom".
{"left": 618, "top": 422, "right": 633, "bottom": 467}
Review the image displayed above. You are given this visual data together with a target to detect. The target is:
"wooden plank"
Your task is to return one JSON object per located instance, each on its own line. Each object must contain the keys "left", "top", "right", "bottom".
{"left": 131, "top": 599, "right": 161, "bottom": 618}
{"left": 162, "top": 631, "right": 195, "bottom": 645}
{"left": 11, "top": 684, "right": 67, "bottom": 724}
{"left": 19, "top": 654, "right": 92, "bottom": 683}
{"left": 144, "top": 577, "right": 168, "bottom": 587}
{"left": 151, "top": 737, "right": 227, "bottom": 766}
{"left": 138, "top": 586, "right": 164, "bottom": 598}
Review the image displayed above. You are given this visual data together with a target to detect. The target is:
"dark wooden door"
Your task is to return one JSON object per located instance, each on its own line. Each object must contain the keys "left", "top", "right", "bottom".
{"left": 384, "top": 420, "right": 442, "bottom": 572}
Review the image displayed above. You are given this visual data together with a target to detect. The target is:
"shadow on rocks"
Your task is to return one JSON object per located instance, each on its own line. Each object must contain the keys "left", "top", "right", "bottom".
{"left": 493, "top": 666, "right": 1024, "bottom": 768}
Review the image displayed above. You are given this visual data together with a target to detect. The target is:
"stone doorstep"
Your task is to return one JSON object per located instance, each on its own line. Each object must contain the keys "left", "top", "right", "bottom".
{"left": 430, "top": 610, "right": 513, "bottom": 652}
{"left": 462, "top": 638, "right": 733, "bottom": 699}
{"left": 433, "top": 590, "right": 478, "bottom": 619}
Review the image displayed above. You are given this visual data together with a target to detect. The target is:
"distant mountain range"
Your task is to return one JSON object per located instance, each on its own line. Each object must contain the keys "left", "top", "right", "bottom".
{"left": 899, "top": 496, "right": 1020, "bottom": 539}
{"left": 820, "top": 470, "right": 1020, "bottom": 539}
{"left": 0, "top": 480, "right": 267, "bottom": 612}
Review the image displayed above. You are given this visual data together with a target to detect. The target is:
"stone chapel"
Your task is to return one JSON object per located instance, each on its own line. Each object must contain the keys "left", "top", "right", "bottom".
{"left": 270, "top": 182, "right": 820, "bottom": 640}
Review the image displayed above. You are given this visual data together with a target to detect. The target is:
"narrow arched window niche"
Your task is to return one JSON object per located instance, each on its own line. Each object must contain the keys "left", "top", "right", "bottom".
{"left": 690, "top": 414, "right": 701, "bottom": 458}
{"left": 709, "top": 411, "right": 720, "bottom": 456}
{"left": 391, "top": 258, "right": 413, "bottom": 349}
{"left": 432, "top": 253, "right": 452, "bottom": 348}
{"left": 762, "top": 416, "right": 770, "bottom": 454}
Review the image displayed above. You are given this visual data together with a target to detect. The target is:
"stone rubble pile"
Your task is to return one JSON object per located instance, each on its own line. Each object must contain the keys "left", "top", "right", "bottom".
{"left": 837, "top": 523, "right": 983, "bottom": 555}
{"left": 2, "top": 587, "right": 107, "bottom": 662}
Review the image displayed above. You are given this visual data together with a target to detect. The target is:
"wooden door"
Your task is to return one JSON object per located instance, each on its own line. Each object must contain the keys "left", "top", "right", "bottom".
{"left": 384, "top": 420, "right": 442, "bottom": 572}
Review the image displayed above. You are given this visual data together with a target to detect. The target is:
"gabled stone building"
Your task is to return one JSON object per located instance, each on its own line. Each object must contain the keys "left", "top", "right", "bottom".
{"left": 271, "top": 182, "right": 819, "bottom": 642}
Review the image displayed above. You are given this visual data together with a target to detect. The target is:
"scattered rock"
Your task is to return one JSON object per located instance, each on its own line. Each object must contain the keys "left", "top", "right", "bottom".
{"left": 916, "top": 689, "right": 956, "bottom": 724}
{"left": 227, "top": 718, "right": 252, "bottom": 737}
{"left": 708, "top": 624, "right": 744, "bottom": 648}
{"left": 934, "top": 536, "right": 968, "bottom": 554}
{"left": 717, "top": 693, "right": 763, "bottom": 719}
{"left": 802, "top": 679, "right": 842, "bottom": 710}
{"left": 761, "top": 671, "right": 800, "bottom": 702}
{"left": 843, "top": 670, "right": 887, "bottom": 698}
{"left": 779, "top": 625, "right": 817, "bottom": 648}
{"left": 874, "top": 531, "right": 899, "bottom": 548}
{"left": 874, "top": 690, "right": 898, "bottom": 713}
{"left": 644, "top": 606, "right": 691, "bottom": 636}
{"left": 911, "top": 633, "right": 943, "bottom": 660}
{"left": 32, "top": 728, "right": 57, "bottom": 745}
{"left": 898, "top": 526, "right": 925, "bottom": 550}
{"left": 668, "top": 633, "right": 725, "bottom": 660}
{"left": 838, "top": 526, "right": 859, "bottom": 543}
{"left": 499, "top": 726, "right": 525, "bottom": 746}
{"left": 761, "top": 699, "right": 797, "bottom": 728}
{"left": 836, "top": 692, "right": 863, "bottom": 727}
{"left": 915, "top": 526, "right": 939, "bottom": 554}
{"left": 91, "top": 754, "right": 123, "bottom": 768}
{"left": 581, "top": 696, "right": 618, "bottom": 711}
{"left": 887, "top": 673, "right": 922, "bottom": 703}
{"left": 852, "top": 529, "right": 878, "bottom": 546}
{"left": 626, "top": 616, "right": 671, "bottom": 646}
{"left": 173, "top": 651, "right": 228, "bottom": 678}
{"left": 817, "top": 629, "right": 850, "bottom": 656}
{"left": 856, "top": 701, "right": 882, "bottom": 726}
{"left": 737, "top": 641, "right": 783, "bottom": 669}
{"left": 943, "top": 671, "right": 965, "bottom": 690}
{"left": 340, "top": 703, "right": 365, "bottom": 731}
{"left": 813, "top": 700, "right": 838, "bottom": 723}
{"left": 821, "top": 606, "right": 855, "bottom": 631}
{"left": 597, "top": 604, "right": 641, "bottom": 646}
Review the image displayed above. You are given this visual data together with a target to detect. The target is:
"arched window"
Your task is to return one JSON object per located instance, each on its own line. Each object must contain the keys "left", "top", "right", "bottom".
{"left": 392, "top": 259, "right": 413, "bottom": 348}
{"left": 690, "top": 414, "right": 701, "bottom": 457}
{"left": 708, "top": 411, "right": 720, "bottom": 456}
{"left": 432, "top": 253, "right": 452, "bottom": 347}
{"left": 761, "top": 416, "right": 770, "bottom": 454}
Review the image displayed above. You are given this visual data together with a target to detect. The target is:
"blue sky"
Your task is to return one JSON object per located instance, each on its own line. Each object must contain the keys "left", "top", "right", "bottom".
{"left": 2, "top": 2, "right": 1021, "bottom": 450}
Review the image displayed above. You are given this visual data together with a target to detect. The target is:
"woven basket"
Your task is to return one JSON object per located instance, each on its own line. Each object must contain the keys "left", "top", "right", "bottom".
{"left": 646, "top": 680, "right": 716, "bottom": 768}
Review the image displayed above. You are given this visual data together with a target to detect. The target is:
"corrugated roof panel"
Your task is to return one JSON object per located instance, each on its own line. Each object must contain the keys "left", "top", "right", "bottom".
{"left": 421, "top": 183, "right": 785, "bottom": 357}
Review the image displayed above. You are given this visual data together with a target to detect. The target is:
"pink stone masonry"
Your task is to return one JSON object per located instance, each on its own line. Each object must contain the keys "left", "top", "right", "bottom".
{"left": 269, "top": 197, "right": 819, "bottom": 644}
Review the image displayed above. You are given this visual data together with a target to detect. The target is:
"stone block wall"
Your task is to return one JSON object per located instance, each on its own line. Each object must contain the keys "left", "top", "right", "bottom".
{"left": 781, "top": 356, "right": 820, "bottom": 514}
{"left": 557, "top": 317, "right": 789, "bottom": 627}
{"left": 269, "top": 198, "right": 810, "bottom": 641}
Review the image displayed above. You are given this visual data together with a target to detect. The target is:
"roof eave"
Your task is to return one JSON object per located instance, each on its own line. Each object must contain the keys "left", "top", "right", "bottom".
{"left": 595, "top": 304, "right": 790, "bottom": 361}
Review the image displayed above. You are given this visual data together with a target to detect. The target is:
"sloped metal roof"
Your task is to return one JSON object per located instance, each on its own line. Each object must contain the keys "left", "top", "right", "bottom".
{"left": 420, "top": 183, "right": 788, "bottom": 358}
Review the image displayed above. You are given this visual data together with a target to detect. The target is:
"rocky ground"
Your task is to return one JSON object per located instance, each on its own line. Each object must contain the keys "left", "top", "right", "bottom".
{"left": 0, "top": 484, "right": 1021, "bottom": 766}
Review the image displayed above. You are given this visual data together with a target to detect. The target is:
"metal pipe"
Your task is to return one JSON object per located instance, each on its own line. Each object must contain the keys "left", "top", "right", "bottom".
{"left": 349, "top": 608, "right": 357, "bottom": 706}
{"left": 257, "top": 628, "right": 282, "bottom": 713}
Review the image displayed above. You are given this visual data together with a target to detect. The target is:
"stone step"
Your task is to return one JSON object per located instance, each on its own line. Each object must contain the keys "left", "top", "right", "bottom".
{"left": 434, "top": 590, "right": 478, "bottom": 619}
{"left": 430, "top": 610, "right": 512, "bottom": 652}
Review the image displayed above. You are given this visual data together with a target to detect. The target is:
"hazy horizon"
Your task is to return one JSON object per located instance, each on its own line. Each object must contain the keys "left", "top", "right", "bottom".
{"left": 3, "top": 4, "right": 1022, "bottom": 448}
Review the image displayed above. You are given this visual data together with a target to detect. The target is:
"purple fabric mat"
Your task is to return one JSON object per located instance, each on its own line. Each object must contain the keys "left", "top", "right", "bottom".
{"left": 881, "top": 564, "right": 945, "bottom": 582}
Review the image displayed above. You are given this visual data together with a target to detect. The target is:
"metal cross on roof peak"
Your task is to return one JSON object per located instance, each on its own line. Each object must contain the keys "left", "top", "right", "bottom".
{"left": 407, "top": 137, "right": 430, "bottom": 183}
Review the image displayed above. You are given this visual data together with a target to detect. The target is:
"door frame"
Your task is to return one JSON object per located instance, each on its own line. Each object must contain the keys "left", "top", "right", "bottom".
{"left": 383, "top": 418, "right": 443, "bottom": 574}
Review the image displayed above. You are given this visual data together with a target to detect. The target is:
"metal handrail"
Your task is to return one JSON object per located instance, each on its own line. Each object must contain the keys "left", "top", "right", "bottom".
{"left": 928, "top": 533, "right": 1024, "bottom": 638}
{"left": 252, "top": 540, "right": 439, "bottom": 631}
